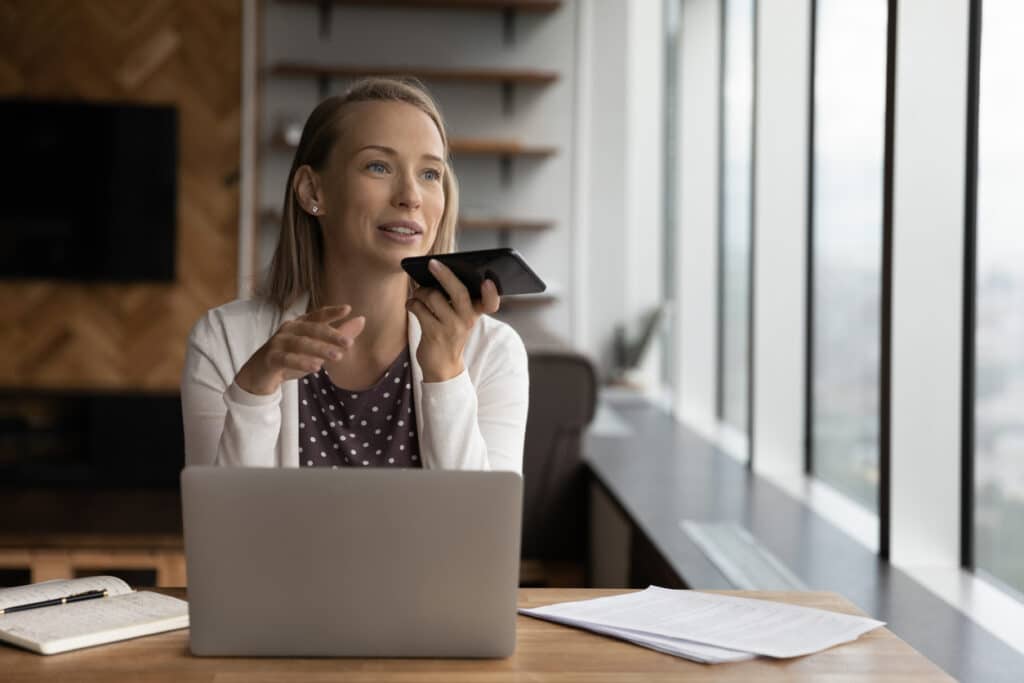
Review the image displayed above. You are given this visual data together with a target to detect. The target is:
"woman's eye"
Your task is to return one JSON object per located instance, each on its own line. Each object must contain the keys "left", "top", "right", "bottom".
{"left": 423, "top": 168, "right": 442, "bottom": 182}
{"left": 366, "top": 161, "right": 388, "bottom": 174}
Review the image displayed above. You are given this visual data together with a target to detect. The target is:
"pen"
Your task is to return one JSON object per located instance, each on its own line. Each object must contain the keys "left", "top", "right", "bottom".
{"left": 0, "top": 589, "right": 109, "bottom": 615}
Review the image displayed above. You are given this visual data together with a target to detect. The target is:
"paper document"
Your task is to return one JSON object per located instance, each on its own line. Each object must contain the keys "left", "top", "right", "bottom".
{"left": 520, "top": 586, "right": 885, "bottom": 661}
{"left": 529, "top": 610, "right": 755, "bottom": 663}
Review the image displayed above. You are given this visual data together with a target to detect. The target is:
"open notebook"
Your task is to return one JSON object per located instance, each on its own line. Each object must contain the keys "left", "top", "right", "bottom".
{"left": 0, "top": 576, "right": 188, "bottom": 655}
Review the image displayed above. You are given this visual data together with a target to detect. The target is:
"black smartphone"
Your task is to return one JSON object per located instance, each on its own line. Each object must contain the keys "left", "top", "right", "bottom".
{"left": 401, "top": 248, "right": 546, "bottom": 299}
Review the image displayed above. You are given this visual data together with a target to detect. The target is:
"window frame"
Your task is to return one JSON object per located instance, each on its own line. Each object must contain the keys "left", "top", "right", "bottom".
{"left": 960, "top": 0, "right": 982, "bottom": 574}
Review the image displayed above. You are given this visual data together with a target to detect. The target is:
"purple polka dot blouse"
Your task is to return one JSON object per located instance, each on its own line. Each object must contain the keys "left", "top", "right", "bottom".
{"left": 297, "top": 345, "right": 421, "bottom": 468}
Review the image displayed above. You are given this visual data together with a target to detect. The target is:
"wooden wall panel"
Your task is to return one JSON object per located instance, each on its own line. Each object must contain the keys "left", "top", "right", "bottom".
{"left": 0, "top": 0, "right": 241, "bottom": 390}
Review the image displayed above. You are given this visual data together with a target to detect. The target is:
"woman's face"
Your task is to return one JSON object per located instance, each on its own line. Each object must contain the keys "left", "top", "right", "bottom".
{"left": 318, "top": 100, "right": 446, "bottom": 272}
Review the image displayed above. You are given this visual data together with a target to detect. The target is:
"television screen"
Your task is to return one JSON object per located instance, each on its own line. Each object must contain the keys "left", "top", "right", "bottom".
{"left": 0, "top": 99, "right": 178, "bottom": 282}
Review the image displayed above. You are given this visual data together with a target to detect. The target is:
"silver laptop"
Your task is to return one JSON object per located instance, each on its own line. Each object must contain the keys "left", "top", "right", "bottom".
{"left": 180, "top": 466, "right": 522, "bottom": 658}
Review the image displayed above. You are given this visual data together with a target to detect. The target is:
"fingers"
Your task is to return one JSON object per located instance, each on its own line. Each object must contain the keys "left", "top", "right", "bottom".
{"left": 475, "top": 279, "right": 501, "bottom": 315}
{"left": 427, "top": 259, "right": 474, "bottom": 317}
{"left": 282, "top": 333, "right": 346, "bottom": 363}
{"left": 305, "top": 304, "right": 352, "bottom": 325}
{"left": 290, "top": 305, "right": 366, "bottom": 350}
{"left": 268, "top": 310, "right": 361, "bottom": 379}
{"left": 336, "top": 314, "right": 366, "bottom": 340}
{"left": 406, "top": 295, "right": 441, "bottom": 326}
{"left": 267, "top": 349, "right": 323, "bottom": 376}
{"left": 287, "top": 320, "right": 352, "bottom": 350}
{"left": 420, "top": 287, "right": 463, "bottom": 327}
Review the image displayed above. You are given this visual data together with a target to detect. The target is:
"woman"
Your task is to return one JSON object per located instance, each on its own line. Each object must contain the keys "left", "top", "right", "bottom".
{"left": 181, "top": 78, "right": 529, "bottom": 473}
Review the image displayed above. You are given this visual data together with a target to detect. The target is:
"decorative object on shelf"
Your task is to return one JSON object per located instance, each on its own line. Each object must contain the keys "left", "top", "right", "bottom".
{"left": 610, "top": 302, "right": 671, "bottom": 387}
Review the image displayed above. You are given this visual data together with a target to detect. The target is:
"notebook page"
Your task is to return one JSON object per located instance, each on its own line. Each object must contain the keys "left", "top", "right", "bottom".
{"left": 0, "top": 591, "right": 188, "bottom": 654}
{"left": 522, "top": 586, "right": 885, "bottom": 659}
{"left": 0, "top": 576, "right": 133, "bottom": 611}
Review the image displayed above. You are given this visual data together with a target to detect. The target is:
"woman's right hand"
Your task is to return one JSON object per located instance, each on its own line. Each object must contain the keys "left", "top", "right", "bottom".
{"left": 235, "top": 305, "right": 366, "bottom": 396}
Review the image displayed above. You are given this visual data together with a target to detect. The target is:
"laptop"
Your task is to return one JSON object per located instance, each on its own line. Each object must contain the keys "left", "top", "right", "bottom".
{"left": 180, "top": 466, "right": 523, "bottom": 657}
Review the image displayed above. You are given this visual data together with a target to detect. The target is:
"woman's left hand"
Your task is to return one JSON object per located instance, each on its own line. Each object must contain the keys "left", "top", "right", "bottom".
{"left": 407, "top": 258, "right": 500, "bottom": 382}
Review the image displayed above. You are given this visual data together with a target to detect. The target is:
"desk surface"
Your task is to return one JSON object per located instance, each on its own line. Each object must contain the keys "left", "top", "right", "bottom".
{"left": 3, "top": 589, "right": 952, "bottom": 682}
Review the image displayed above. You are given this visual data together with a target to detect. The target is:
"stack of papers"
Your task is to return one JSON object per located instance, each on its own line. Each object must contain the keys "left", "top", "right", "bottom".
{"left": 519, "top": 586, "right": 885, "bottom": 664}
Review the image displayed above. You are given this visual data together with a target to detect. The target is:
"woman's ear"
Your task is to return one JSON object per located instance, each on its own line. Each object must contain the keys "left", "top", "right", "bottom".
{"left": 293, "top": 165, "right": 326, "bottom": 216}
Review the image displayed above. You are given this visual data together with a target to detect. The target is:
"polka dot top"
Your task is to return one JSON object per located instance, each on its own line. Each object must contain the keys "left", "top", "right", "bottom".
{"left": 298, "top": 345, "right": 421, "bottom": 469}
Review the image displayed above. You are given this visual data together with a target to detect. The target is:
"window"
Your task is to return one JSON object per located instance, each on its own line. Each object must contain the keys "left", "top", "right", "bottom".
{"left": 809, "top": 0, "right": 888, "bottom": 508}
{"left": 719, "top": 0, "right": 755, "bottom": 444}
{"left": 973, "top": 0, "right": 1024, "bottom": 596}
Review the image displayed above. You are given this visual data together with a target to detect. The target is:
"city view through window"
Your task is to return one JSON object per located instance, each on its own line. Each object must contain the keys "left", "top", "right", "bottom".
{"left": 811, "top": 0, "right": 888, "bottom": 509}
{"left": 974, "top": 0, "right": 1024, "bottom": 597}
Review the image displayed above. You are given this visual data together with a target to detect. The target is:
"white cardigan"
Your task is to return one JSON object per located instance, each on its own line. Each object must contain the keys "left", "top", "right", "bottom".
{"left": 181, "top": 295, "right": 529, "bottom": 473}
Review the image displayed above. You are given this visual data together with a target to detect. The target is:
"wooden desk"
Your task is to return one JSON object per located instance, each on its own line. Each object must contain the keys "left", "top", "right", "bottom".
{"left": 3, "top": 589, "right": 953, "bottom": 682}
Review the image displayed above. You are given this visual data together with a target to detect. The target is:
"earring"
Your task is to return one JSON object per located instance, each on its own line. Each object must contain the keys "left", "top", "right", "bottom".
{"left": 311, "top": 205, "right": 318, "bottom": 215}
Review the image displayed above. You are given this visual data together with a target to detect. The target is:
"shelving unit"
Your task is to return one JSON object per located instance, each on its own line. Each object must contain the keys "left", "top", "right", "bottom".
{"left": 256, "top": 0, "right": 566, "bottom": 311}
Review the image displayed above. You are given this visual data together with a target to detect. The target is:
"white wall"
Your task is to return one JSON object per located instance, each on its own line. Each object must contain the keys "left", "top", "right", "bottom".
{"left": 581, "top": 1, "right": 628, "bottom": 367}
{"left": 582, "top": 0, "right": 666, "bottom": 381}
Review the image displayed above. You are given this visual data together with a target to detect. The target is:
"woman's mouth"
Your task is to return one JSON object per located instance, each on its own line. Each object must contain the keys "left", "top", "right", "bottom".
{"left": 378, "top": 221, "right": 424, "bottom": 244}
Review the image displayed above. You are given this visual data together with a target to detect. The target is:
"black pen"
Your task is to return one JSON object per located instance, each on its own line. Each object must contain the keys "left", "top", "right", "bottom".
{"left": 0, "top": 589, "right": 109, "bottom": 615}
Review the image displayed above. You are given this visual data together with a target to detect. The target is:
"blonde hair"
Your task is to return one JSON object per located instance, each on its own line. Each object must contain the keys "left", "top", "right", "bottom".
{"left": 260, "top": 77, "right": 459, "bottom": 311}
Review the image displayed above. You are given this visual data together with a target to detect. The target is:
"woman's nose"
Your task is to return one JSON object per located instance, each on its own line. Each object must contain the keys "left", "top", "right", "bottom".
{"left": 393, "top": 171, "right": 422, "bottom": 210}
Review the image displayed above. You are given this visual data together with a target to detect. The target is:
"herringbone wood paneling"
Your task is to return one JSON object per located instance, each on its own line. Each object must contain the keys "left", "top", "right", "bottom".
{"left": 0, "top": 0, "right": 241, "bottom": 390}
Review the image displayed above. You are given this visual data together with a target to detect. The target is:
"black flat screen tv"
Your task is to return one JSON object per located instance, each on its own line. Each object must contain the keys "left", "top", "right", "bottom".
{"left": 0, "top": 98, "right": 178, "bottom": 282}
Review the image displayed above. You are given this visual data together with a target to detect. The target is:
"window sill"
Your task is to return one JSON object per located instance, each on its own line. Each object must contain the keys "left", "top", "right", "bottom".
{"left": 584, "top": 390, "right": 1024, "bottom": 683}
{"left": 684, "top": 404, "right": 1024, "bottom": 658}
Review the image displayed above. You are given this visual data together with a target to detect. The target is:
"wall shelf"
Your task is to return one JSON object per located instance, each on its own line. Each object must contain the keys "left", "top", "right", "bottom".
{"left": 272, "top": 132, "right": 557, "bottom": 180}
{"left": 496, "top": 292, "right": 558, "bottom": 308}
{"left": 459, "top": 218, "right": 552, "bottom": 232}
{"left": 449, "top": 138, "right": 557, "bottom": 158}
{"left": 270, "top": 62, "right": 557, "bottom": 111}
{"left": 276, "top": 0, "right": 562, "bottom": 43}
{"left": 278, "top": 0, "right": 561, "bottom": 11}
{"left": 271, "top": 63, "right": 558, "bottom": 85}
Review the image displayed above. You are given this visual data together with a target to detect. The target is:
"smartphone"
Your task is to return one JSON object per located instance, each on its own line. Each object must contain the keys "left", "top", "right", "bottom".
{"left": 401, "top": 248, "right": 546, "bottom": 299}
